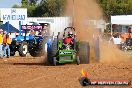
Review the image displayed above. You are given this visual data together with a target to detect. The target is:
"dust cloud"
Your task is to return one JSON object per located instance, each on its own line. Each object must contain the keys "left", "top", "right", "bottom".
{"left": 65, "top": 0, "right": 129, "bottom": 63}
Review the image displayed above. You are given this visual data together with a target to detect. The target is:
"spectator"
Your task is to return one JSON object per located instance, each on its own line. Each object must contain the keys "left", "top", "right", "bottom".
{"left": 0, "top": 29, "right": 3, "bottom": 58}
{"left": 41, "top": 29, "right": 47, "bottom": 36}
{"left": 29, "top": 29, "right": 35, "bottom": 36}
{"left": 29, "top": 29, "right": 35, "bottom": 40}
{"left": 3, "top": 31, "right": 12, "bottom": 58}
{"left": 38, "top": 30, "right": 42, "bottom": 36}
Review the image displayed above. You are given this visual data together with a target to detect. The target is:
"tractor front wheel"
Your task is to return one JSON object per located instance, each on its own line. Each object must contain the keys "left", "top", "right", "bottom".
{"left": 10, "top": 46, "right": 16, "bottom": 56}
{"left": 29, "top": 49, "right": 40, "bottom": 57}
{"left": 10, "top": 40, "right": 16, "bottom": 56}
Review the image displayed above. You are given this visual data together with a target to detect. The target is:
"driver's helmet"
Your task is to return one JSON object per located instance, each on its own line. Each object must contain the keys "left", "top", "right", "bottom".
{"left": 68, "top": 31, "right": 73, "bottom": 38}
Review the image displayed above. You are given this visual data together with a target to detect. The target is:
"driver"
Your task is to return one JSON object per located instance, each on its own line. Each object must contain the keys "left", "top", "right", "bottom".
{"left": 63, "top": 31, "right": 74, "bottom": 45}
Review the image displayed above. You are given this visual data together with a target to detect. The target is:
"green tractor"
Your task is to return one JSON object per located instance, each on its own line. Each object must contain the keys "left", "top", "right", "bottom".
{"left": 48, "top": 27, "right": 90, "bottom": 66}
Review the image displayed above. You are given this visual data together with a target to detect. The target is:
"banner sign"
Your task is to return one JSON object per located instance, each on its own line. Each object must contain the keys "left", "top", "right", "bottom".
{"left": 22, "top": 25, "right": 44, "bottom": 30}
{"left": 0, "top": 8, "right": 27, "bottom": 21}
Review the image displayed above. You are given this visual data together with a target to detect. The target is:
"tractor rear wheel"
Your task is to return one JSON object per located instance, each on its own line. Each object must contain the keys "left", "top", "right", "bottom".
{"left": 53, "top": 57, "right": 57, "bottom": 66}
{"left": 30, "top": 37, "right": 48, "bottom": 57}
{"left": 52, "top": 38, "right": 58, "bottom": 56}
{"left": 48, "top": 38, "right": 58, "bottom": 64}
{"left": 40, "top": 36, "right": 53, "bottom": 64}
{"left": 78, "top": 41, "right": 90, "bottom": 64}
{"left": 19, "top": 41, "right": 28, "bottom": 57}
{"left": 29, "top": 49, "right": 40, "bottom": 57}
{"left": 29, "top": 39, "right": 45, "bottom": 57}
{"left": 39, "top": 37, "right": 49, "bottom": 56}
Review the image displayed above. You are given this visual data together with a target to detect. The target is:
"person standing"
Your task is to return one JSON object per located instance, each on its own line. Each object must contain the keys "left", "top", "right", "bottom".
{"left": 3, "top": 31, "right": 12, "bottom": 58}
{"left": 0, "top": 29, "right": 3, "bottom": 58}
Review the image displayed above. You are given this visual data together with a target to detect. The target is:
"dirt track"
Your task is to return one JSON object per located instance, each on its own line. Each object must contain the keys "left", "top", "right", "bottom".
{"left": 0, "top": 57, "right": 131, "bottom": 88}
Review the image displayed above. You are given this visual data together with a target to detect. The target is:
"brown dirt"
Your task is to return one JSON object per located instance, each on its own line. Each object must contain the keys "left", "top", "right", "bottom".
{"left": 0, "top": 57, "right": 131, "bottom": 88}
{"left": 100, "top": 41, "right": 130, "bottom": 63}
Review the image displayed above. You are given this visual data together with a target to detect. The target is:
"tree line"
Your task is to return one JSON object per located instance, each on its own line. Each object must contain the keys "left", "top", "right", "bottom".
{"left": 12, "top": 0, "right": 66, "bottom": 17}
{"left": 12, "top": 0, "right": 132, "bottom": 20}
{"left": 97, "top": 0, "right": 132, "bottom": 21}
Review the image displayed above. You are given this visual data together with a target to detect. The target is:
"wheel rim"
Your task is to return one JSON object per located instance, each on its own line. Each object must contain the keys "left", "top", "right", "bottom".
{"left": 23, "top": 45, "right": 28, "bottom": 55}
{"left": 45, "top": 43, "right": 47, "bottom": 53}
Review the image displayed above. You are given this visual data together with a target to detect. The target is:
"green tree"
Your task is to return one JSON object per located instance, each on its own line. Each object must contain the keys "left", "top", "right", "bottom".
{"left": 12, "top": 0, "right": 66, "bottom": 17}
{"left": 33, "top": 0, "right": 66, "bottom": 17}
{"left": 21, "top": 0, "right": 28, "bottom": 8}
{"left": 98, "top": 0, "right": 132, "bottom": 20}
{"left": 12, "top": 4, "right": 21, "bottom": 8}
{"left": 28, "top": 0, "right": 38, "bottom": 5}
{"left": 21, "top": 0, "right": 39, "bottom": 16}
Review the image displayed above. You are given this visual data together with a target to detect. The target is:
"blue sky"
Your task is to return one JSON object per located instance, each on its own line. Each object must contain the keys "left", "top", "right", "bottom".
{"left": 0, "top": 0, "right": 21, "bottom": 8}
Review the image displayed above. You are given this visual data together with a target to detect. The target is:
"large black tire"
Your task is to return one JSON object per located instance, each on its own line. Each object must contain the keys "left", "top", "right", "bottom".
{"left": 10, "top": 46, "right": 16, "bottom": 56}
{"left": 29, "top": 49, "right": 40, "bottom": 57}
{"left": 53, "top": 57, "right": 57, "bottom": 66}
{"left": 40, "top": 37, "right": 49, "bottom": 55}
{"left": 40, "top": 36, "right": 53, "bottom": 64}
{"left": 52, "top": 38, "right": 58, "bottom": 56}
{"left": 29, "top": 37, "right": 48, "bottom": 57}
{"left": 78, "top": 41, "right": 90, "bottom": 64}
{"left": 10, "top": 40, "right": 17, "bottom": 56}
{"left": 19, "top": 41, "right": 28, "bottom": 57}
{"left": 48, "top": 38, "right": 58, "bottom": 65}
{"left": 28, "top": 40, "right": 39, "bottom": 57}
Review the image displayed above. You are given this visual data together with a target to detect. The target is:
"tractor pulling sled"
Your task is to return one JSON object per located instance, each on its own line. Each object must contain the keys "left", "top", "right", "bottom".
{"left": 47, "top": 27, "right": 90, "bottom": 66}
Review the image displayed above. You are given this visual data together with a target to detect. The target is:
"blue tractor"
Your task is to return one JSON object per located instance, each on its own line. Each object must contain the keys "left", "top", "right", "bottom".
{"left": 10, "top": 23, "right": 51, "bottom": 57}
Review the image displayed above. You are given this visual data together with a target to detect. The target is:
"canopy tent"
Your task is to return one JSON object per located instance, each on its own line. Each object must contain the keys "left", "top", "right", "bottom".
{"left": 0, "top": 22, "right": 19, "bottom": 33}
{"left": 110, "top": 15, "right": 132, "bottom": 35}
{"left": 110, "top": 15, "right": 132, "bottom": 44}
{"left": 111, "top": 15, "right": 132, "bottom": 25}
